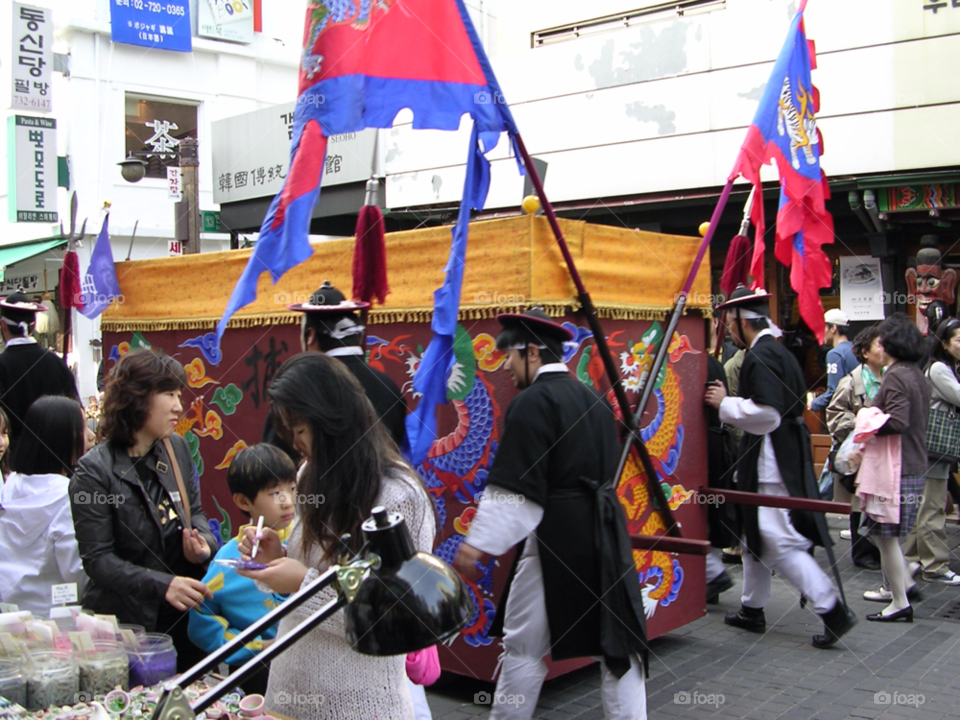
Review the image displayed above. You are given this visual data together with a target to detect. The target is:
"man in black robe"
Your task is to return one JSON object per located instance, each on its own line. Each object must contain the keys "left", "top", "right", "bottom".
{"left": 454, "top": 308, "right": 647, "bottom": 720}
{"left": 0, "top": 292, "right": 79, "bottom": 440}
{"left": 705, "top": 286, "right": 856, "bottom": 649}
{"left": 263, "top": 281, "right": 407, "bottom": 457}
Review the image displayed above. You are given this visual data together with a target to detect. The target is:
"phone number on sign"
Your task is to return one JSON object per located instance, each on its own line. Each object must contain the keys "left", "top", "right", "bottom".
{"left": 129, "top": 0, "right": 187, "bottom": 14}
{"left": 13, "top": 96, "right": 51, "bottom": 110}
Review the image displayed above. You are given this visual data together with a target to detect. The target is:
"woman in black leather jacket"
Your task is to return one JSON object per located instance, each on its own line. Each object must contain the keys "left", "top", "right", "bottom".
{"left": 70, "top": 350, "right": 217, "bottom": 671}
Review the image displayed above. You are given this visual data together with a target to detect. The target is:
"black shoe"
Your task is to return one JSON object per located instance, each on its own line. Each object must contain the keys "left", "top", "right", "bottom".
{"left": 706, "top": 572, "right": 734, "bottom": 605}
{"left": 724, "top": 604, "right": 766, "bottom": 633}
{"left": 812, "top": 602, "right": 857, "bottom": 648}
{"left": 908, "top": 585, "right": 924, "bottom": 603}
{"left": 854, "top": 558, "right": 882, "bottom": 571}
{"left": 721, "top": 551, "right": 742, "bottom": 565}
{"left": 866, "top": 605, "right": 913, "bottom": 623}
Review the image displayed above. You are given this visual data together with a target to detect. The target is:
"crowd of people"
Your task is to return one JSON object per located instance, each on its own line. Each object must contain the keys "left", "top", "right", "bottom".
{"left": 2, "top": 276, "right": 960, "bottom": 720}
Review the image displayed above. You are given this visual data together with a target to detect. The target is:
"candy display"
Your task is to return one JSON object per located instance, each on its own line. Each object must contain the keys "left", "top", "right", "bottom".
{"left": 23, "top": 651, "right": 78, "bottom": 712}
{"left": 77, "top": 642, "right": 128, "bottom": 697}
{"left": 125, "top": 635, "right": 176, "bottom": 689}
{"left": 0, "top": 660, "right": 26, "bottom": 709}
{"left": 0, "top": 673, "right": 246, "bottom": 720}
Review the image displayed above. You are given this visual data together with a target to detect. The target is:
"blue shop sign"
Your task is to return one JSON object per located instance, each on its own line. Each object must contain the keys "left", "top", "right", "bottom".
{"left": 110, "top": 0, "right": 192, "bottom": 53}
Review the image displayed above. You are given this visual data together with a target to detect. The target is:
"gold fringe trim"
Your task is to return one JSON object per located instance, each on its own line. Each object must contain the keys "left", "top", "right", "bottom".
{"left": 101, "top": 301, "right": 710, "bottom": 333}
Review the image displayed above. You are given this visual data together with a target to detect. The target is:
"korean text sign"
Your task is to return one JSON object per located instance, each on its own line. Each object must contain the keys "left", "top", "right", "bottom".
{"left": 11, "top": 3, "right": 53, "bottom": 112}
{"left": 7, "top": 115, "right": 58, "bottom": 223}
{"left": 110, "top": 0, "right": 192, "bottom": 53}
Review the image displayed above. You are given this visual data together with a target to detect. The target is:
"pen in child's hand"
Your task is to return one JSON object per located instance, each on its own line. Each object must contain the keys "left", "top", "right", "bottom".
{"left": 251, "top": 515, "right": 265, "bottom": 559}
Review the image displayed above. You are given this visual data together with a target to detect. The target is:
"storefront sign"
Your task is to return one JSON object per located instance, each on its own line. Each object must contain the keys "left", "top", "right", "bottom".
{"left": 11, "top": 3, "right": 53, "bottom": 112}
{"left": 840, "top": 256, "right": 884, "bottom": 321}
{"left": 167, "top": 166, "right": 182, "bottom": 200}
{"left": 0, "top": 274, "right": 40, "bottom": 293}
{"left": 198, "top": 0, "right": 254, "bottom": 44}
{"left": 211, "top": 103, "right": 378, "bottom": 203}
{"left": 109, "top": 0, "right": 192, "bottom": 53}
{"left": 168, "top": 240, "right": 183, "bottom": 256}
{"left": 7, "top": 115, "right": 58, "bottom": 223}
{"left": 202, "top": 210, "right": 221, "bottom": 232}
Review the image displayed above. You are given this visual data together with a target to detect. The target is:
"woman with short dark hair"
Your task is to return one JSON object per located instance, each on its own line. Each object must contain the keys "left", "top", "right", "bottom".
{"left": 70, "top": 350, "right": 217, "bottom": 670}
{"left": 862, "top": 314, "right": 931, "bottom": 622}
{"left": 0, "top": 396, "right": 94, "bottom": 614}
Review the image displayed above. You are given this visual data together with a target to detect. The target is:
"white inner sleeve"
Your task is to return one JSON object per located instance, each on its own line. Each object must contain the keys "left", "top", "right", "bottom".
{"left": 718, "top": 396, "right": 782, "bottom": 435}
{"left": 464, "top": 484, "right": 544, "bottom": 556}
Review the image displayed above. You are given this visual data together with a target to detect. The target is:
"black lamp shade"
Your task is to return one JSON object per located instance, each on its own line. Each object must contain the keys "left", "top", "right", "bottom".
{"left": 345, "top": 508, "right": 474, "bottom": 656}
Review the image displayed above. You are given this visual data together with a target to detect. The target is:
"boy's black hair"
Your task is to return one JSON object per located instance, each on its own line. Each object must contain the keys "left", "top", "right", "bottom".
{"left": 227, "top": 443, "right": 298, "bottom": 503}
{"left": 494, "top": 325, "right": 564, "bottom": 365}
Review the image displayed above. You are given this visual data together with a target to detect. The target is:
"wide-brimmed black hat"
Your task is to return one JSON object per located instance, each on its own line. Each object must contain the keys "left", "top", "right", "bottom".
{"left": 714, "top": 285, "right": 772, "bottom": 315}
{"left": 0, "top": 291, "right": 45, "bottom": 314}
{"left": 287, "top": 280, "right": 370, "bottom": 313}
{"left": 496, "top": 307, "right": 574, "bottom": 343}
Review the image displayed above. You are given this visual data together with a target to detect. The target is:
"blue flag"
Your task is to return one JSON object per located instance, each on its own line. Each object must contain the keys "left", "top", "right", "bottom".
{"left": 79, "top": 215, "right": 122, "bottom": 319}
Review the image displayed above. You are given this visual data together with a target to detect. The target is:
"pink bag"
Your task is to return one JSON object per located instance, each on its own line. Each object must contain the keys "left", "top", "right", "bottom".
{"left": 405, "top": 645, "right": 441, "bottom": 686}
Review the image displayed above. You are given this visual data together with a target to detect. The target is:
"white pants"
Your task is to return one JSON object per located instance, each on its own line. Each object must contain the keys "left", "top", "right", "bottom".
{"left": 705, "top": 550, "right": 726, "bottom": 583}
{"left": 407, "top": 679, "right": 432, "bottom": 720}
{"left": 740, "top": 483, "right": 838, "bottom": 614}
{"left": 490, "top": 536, "right": 647, "bottom": 720}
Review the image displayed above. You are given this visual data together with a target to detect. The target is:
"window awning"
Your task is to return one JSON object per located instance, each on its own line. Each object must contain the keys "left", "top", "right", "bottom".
{"left": 0, "top": 237, "right": 67, "bottom": 281}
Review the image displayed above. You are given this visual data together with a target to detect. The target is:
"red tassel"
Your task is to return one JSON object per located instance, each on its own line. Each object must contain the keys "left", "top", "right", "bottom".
{"left": 352, "top": 204, "right": 389, "bottom": 304}
{"left": 60, "top": 250, "right": 84, "bottom": 310}
{"left": 720, "top": 233, "right": 752, "bottom": 296}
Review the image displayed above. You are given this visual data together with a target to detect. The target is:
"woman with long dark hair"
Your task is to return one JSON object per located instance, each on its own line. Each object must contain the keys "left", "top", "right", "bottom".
{"left": 908, "top": 317, "right": 960, "bottom": 585}
{"left": 861, "top": 314, "right": 931, "bottom": 622}
{"left": 0, "top": 396, "right": 94, "bottom": 614}
{"left": 70, "top": 350, "right": 217, "bottom": 670}
{"left": 239, "top": 352, "right": 435, "bottom": 720}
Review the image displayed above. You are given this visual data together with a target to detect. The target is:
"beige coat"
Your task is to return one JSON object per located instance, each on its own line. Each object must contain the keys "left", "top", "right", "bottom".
{"left": 826, "top": 364, "right": 868, "bottom": 443}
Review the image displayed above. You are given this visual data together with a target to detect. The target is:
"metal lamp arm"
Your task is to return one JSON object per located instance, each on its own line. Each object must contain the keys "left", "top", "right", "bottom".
{"left": 191, "top": 593, "right": 349, "bottom": 714}
{"left": 174, "top": 565, "right": 341, "bottom": 689}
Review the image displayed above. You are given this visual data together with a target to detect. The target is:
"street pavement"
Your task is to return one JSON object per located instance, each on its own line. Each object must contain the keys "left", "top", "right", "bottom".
{"left": 425, "top": 516, "right": 960, "bottom": 719}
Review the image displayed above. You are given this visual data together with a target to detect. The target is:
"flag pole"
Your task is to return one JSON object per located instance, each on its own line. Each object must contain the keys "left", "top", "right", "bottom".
{"left": 610, "top": 180, "right": 735, "bottom": 517}
{"left": 512, "top": 133, "right": 681, "bottom": 537}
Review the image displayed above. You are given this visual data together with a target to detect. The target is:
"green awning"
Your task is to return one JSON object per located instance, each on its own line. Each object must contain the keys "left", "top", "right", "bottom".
{"left": 0, "top": 237, "right": 67, "bottom": 282}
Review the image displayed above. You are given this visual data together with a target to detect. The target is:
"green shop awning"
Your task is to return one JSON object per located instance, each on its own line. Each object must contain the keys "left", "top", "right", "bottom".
{"left": 0, "top": 237, "right": 67, "bottom": 281}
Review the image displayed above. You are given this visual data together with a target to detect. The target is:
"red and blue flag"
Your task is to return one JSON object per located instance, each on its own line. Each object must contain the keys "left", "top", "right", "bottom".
{"left": 729, "top": 0, "right": 834, "bottom": 341}
{"left": 215, "top": 0, "right": 519, "bottom": 347}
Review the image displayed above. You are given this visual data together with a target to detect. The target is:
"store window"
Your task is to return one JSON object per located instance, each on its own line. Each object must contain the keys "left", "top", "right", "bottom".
{"left": 125, "top": 95, "right": 198, "bottom": 179}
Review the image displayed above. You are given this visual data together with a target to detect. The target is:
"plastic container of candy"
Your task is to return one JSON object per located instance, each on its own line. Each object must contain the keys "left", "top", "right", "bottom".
{"left": 0, "top": 657, "right": 27, "bottom": 708}
{"left": 76, "top": 640, "right": 129, "bottom": 697}
{"left": 23, "top": 650, "right": 78, "bottom": 711}
{"left": 126, "top": 634, "right": 176, "bottom": 689}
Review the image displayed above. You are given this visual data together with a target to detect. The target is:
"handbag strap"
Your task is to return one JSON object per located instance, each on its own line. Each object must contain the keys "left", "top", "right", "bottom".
{"left": 161, "top": 437, "right": 192, "bottom": 527}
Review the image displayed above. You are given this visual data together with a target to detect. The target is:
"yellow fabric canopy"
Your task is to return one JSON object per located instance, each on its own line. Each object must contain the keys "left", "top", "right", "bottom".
{"left": 102, "top": 216, "right": 711, "bottom": 332}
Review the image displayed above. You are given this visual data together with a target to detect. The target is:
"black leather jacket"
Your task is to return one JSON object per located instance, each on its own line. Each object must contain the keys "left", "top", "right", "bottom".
{"left": 69, "top": 434, "right": 216, "bottom": 630}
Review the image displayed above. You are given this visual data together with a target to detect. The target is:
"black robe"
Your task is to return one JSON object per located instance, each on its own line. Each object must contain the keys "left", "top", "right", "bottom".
{"left": 735, "top": 334, "right": 829, "bottom": 555}
{"left": 706, "top": 355, "right": 738, "bottom": 549}
{"left": 0, "top": 342, "right": 79, "bottom": 440}
{"left": 263, "top": 351, "right": 408, "bottom": 457}
{"left": 486, "top": 372, "right": 648, "bottom": 675}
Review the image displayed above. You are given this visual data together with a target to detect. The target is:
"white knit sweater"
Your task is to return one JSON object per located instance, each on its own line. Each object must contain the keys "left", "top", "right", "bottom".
{"left": 265, "top": 469, "right": 436, "bottom": 720}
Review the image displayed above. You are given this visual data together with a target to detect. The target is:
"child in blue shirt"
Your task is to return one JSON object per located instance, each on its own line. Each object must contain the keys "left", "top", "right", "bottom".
{"left": 189, "top": 444, "right": 298, "bottom": 694}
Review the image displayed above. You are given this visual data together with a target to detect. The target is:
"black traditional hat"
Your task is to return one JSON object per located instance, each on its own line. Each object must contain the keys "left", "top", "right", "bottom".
{"left": 496, "top": 307, "right": 574, "bottom": 343}
{"left": 714, "top": 284, "right": 772, "bottom": 316}
{"left": 287, "top": 280, "right": 370, "bottom": 314}
{"left": 0, "top": 291, "right": 44, "bottom": 314}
